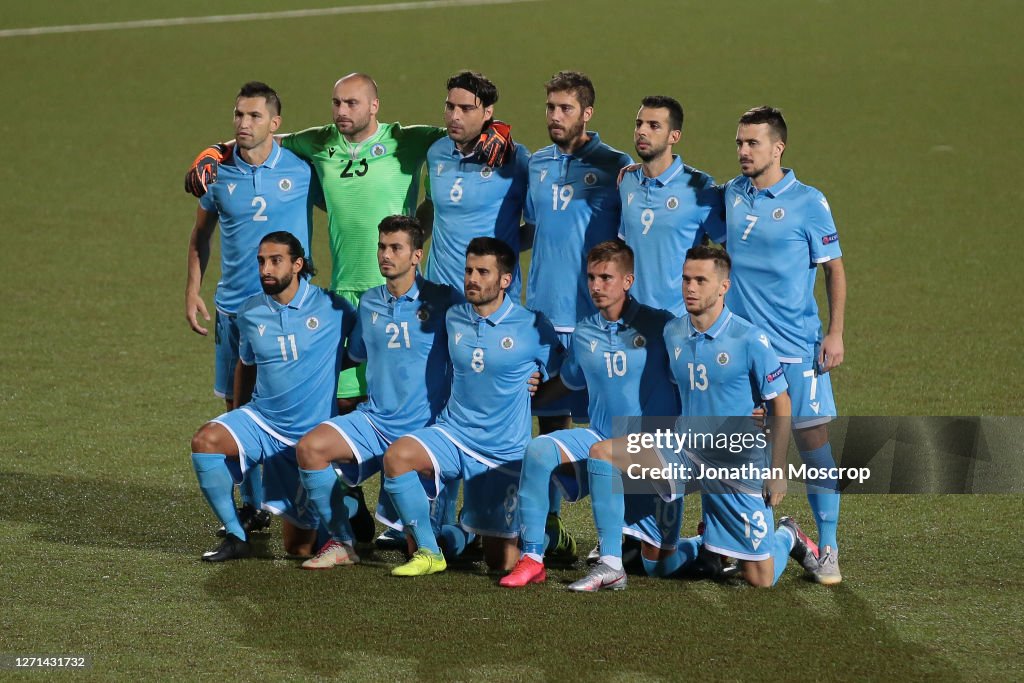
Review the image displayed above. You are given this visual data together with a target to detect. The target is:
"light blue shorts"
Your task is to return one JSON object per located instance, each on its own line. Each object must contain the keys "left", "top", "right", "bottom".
{"left": 213, "top": 408, "right": 318, "bottom": 529}
{"left": 214, "top": 311, "right": 240, "bottom": 400}
{"left": 701, "top": 492, "right": 774, "bottom": 561}
{"left": 782, "top": 360, "right": 837, "bottom": 429}
{"left": 408, "top": 425, "right": 522, "bottom": 538}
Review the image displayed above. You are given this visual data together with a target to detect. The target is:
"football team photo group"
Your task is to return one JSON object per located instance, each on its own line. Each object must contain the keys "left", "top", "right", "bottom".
{"left": 182, "top": 68, "right": 847, "bottom": 592}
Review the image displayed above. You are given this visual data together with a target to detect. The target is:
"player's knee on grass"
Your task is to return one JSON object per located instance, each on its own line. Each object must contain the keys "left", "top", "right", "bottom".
{"left": 794, "top": 423, "right": 829, "bottom": 451}
{"left": 641, "top": 541, "right": 673, "bottom": 562}
{"left": 191, "top": 422, "right": 238, "bottom": 456}
{"left": 482, "top": 536, "right": 519, "bottom": 572}
{"left": 282, "top": 520, "right": 317, "bottom": 557}
{"left": 741, "top": 558, "right": 774, "bottom": 588}
{"left": 296, "top": 425, "right": 350, "bottom": 471}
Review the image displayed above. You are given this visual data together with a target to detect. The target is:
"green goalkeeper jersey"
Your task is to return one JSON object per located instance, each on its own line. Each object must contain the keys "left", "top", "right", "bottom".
{"left": 282, "top": 122, "right": 446, "bottom": 292}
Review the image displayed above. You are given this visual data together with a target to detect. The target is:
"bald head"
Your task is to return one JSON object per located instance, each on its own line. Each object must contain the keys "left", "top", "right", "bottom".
{"left": 332, "top": 73, "right": 380, "bottom": 142}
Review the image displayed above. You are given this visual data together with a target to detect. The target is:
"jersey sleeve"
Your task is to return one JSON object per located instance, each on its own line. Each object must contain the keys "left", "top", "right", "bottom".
{"left": 198, "top": 191, "right": 216, "bottom": 212}
{"left": 534, "top": 313, "right": 565, "bottom": 380}
{"left": 347, "top": 312, "right": 367, "bottom": 364}
{"left": 558, "top": 334, "right": 585, "bottom": 390}
{"left": 279, "top": 126, "right": 326, "bottom": 161}
{"left": 748, "top": 328, "right": 788, "bottom": 401}
{"left": 523, "top": 160, "right": 537, "bottom": 225}
{"left": 238, "top": 319, "right": 255, "bottom": 366}
{"left": 805, "top": 190, "right": 842, "bottom": 264}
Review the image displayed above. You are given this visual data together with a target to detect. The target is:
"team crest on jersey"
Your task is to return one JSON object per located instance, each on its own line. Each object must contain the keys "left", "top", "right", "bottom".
{"left": 306, "top": 316, "right": 319, "bottom": 330}
{"left": 371, "top": 144, "right": 386, "bottom": 157}
{"left": 371, "top": 312, "right": 379, "bottom": 325}
{"left": 417, "top": 308, "right": 430, "bottom": 322}
{"left": 584, "top": 172, "right": 598, "bottom": 186}
{"left": 627, "top": 192, "right": 635, "bottom": 205}
{"left": 666, "top": 196, "right": 679, "bottom": 210}
{"left": 480, "top": 166, "right": 493, "bottom": 179}
{"left": 590, "top": 340, "right": 599, "bottom": 353}
{"left": 772, "top": 207, "right": 785, "bottom": 220}
{"left": 674, "top": 346, "right": 682, "bottom": 360}
{"left": 501, "top": 336, "right": 514, "bottom": 350}
{"left": 227, "top": 183, "right": 237, "bottom": 195}
{"left": 279, "top": 178, "right": 292, "bottom": 192}
{"left": 732, "top": 195, "right": 743, "bottom": 207}
{"left": 436, "top": 163, "right": 444, "bottom": 176}
{"left": 758, "top": 334, "right": 771, "bottom": 349}
{"left": 717, "top": 352, "right": 730, "bottom": 366}
{"left": 633, "top": 334, "right": 646, "bottom": 348}
{"left": 257, "top": 324, "right": 266, "bottom": 337}
{"left": 455, "top": 332, "right": 463, "bottom": 345}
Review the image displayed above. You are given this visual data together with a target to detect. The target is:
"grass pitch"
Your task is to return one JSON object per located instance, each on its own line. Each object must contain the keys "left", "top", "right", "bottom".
{"left": 2, "top": 1, "right": 1022, "bottom": 680}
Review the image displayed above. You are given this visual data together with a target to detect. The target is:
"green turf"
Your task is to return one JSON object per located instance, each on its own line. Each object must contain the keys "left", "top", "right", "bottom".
{"left": 2, "top": 1, "right": 1023, "bottom": 680}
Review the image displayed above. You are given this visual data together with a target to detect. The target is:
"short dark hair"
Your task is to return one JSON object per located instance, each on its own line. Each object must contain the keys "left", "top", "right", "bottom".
{"left": 738, "top": 105, "right": 787, "bottom": 144}
{"left": 640, "top": 95, "right": 684, "bottom": 133}
{"left": 587, "top": 240, "right": 634, "bottom": 274}
{"left": 237, "top": 81, "right": 281, "bottom": 116}
{"left": 260, "top": 231, "right": 315, "bottom": 278}
{"left": 378, "top": 214, "right": 425, "bottom": 251}
{"left": 466, "top": 237, "right": 516, "bottom": 276}
{"left": 685, "top": 245, "right": 730, "bottom": 276}
{"left": 545, "top": 70, "right": 595, "bottom": 110}
{"left": 446, "top": 70, "right": 499, "bottom": 108}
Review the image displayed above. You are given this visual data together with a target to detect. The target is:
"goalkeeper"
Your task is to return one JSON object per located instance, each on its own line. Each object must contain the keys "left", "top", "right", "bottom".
{"left": 184, "top": 72, "right": 516, "bottom": 413}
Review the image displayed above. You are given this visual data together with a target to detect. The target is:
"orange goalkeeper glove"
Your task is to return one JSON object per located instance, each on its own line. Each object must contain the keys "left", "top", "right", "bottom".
{"left": 184, "top": 143, "right": 231, "bottom": 197}
{"left": 473, "top": 120, "right": 513, "bottom": 167}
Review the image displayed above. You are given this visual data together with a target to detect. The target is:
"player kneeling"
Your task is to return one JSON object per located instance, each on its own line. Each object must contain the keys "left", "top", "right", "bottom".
{"left": 190, "top": 233, "right": 355, "bottom": 562}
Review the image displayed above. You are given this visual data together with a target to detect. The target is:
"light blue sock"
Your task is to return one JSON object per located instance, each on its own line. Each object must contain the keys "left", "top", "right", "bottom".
{"left": 588, "top": 458, "right": 624, "bottom": 559}
{"left": 642, "top": 536, "right": 701, "bottom": 578}
{"left": 383, "top": 472, "right": 439, "bottom": 554}
{"left": 771, "top": 526, "right": 796, "bottom": 586}
{"left": 802, "top": 443, "right": 841, "bottom": 551}
{"left": 192, "top": 453, "right": 245, "bottom": 540}
{"left": 299, "top": 467, "right": 354, "bottom": 543}
{"left": 239, "top": 462, "right": 263, "bottom": 508}
{"left": 439, "top": 525, "right": 475, "bottom": 557}
{"left": 519, "top": 438, "right": 561, "bottom": 557}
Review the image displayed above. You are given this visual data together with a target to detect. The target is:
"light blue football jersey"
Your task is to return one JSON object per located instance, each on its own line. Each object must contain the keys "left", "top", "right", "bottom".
{"left": 198, "top": 140, "right": 318, "bottom": 314}
{"left": 524, "top": 133, "right": 633, "bottom": 331}
{"left": 436, "top": 296, "right": 563, "bottom": 463}
{"left": 237, "top": 277, "right": 355, "bottom": 442}
{"left": 560, "top": 298, "right": 680, "bottom": 438}
{"left": 723, "top": 169, "right": 842, "bottom": 362}
{"left": 423, "top": 139, "right": 530, "bottom": 299}
{"left": 346, "top": 275, "right": 462, "bottom": 437}
{"left": 664, "top": 307, "right": 788, "bottom": 491}
{"left": 618, "top": 156, "right": 726, "bottom": 316}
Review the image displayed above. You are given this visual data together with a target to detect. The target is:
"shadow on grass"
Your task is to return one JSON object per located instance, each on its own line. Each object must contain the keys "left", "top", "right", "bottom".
{"left": 0, "top": 470, "right": 245, "bottom": 555}
{"left": 200, "top": 560, "right": 962, "bottom": 682}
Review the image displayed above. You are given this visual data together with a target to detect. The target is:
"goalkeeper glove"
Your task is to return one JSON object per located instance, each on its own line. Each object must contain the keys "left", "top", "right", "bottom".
{"left": 473, "top": 120, "right": 513, "bottom": 167}
{"left": 184, "top": 143, "right": 230, "bottom": 198}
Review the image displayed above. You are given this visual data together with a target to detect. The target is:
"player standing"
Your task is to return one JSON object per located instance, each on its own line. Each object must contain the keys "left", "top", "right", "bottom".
{"left": 501, "top": 241, "right": 680, "bottom": 588}
{"left": 424, "top": 71, "right": 530, "bottom": 298}
{"left": 619, "top": 96, "right": 724, "bottom": 316}
{"left": 184, "top": 81, "right": 318, "bottom": 533}
{"left": 294, "top": 216, "right": 462, "bottom": 569}
{"left": 190, "top": 232, "right": 355, "bottom": 561}
{"left": 382, "top": 237, "right": 563, "bottom": 576}
{"left": 723, "top": 106, "right": 847, "bottom": 584}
